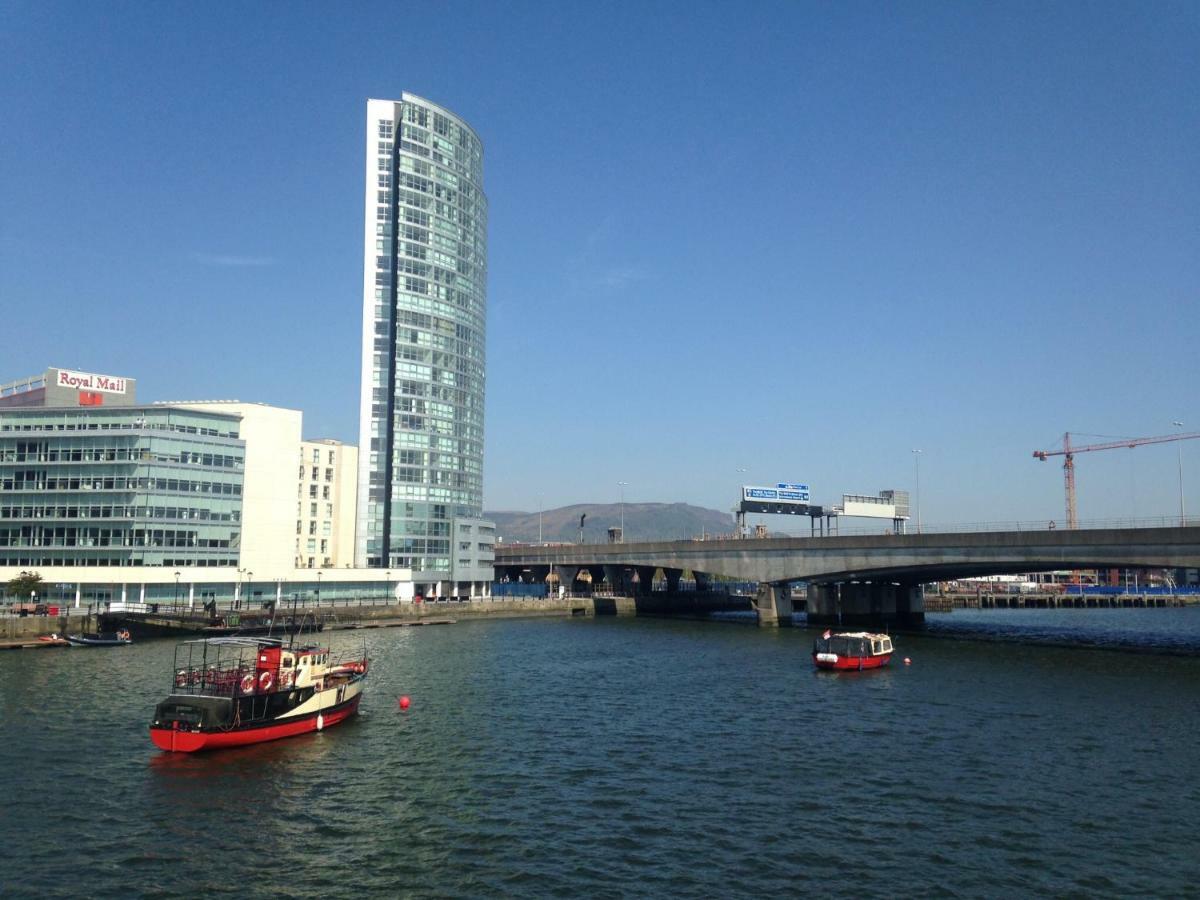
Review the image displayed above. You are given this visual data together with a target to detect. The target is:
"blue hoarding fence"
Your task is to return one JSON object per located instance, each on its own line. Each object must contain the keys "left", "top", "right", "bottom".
{"left": 492, "top": 582, "right": 548, "bottom": 598}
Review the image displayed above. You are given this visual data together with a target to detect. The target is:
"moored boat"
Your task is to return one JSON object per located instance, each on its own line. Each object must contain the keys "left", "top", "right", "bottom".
{"left": 66, "top": 629, "right": 132, "bottom": 647}
{"left": 812, "top": 630, "right": 893, "bottom": 671}
{"left": 149, "top": 636, "right": 368, "bottom": 752}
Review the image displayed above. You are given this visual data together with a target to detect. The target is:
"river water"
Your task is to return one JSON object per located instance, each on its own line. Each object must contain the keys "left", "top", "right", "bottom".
{"left": 2, "top": 611, "right": 1199, "bottom": 897}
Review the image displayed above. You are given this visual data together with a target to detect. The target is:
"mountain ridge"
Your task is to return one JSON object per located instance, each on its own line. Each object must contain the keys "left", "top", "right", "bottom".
{"left": 484, "top": 502, "right": 735, "bottom": 544}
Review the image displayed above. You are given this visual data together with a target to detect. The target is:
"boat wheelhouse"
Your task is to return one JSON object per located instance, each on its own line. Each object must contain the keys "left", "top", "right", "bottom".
{"left": 812, "top": 631, "right": 894, "bottom": 671}
{"left": 149, "top": 636, "right": 367, "bottom": 752}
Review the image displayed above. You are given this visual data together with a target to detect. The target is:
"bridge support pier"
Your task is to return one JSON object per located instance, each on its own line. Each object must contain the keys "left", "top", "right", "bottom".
{"left": 553, "top": 566, "right": 579, "bottom": 594}
{"left": 754, "top": 583, "right": 794, "bottom": 627}
{"left": 807, "top": 582, "right": 925, "bottom": 629}
{"left": 635, "top": 566, "right": 657, "bottom": 597}
{"left": 664, "top": 568, "right": 682, "bottom": 594}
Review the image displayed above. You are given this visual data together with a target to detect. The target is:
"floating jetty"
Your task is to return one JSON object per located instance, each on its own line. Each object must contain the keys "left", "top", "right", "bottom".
{"left": 0, "top": 636, "right": 70, "bottom": 650}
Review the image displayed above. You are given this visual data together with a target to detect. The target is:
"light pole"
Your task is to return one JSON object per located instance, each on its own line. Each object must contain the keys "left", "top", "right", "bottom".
{"left": 736, "top": 468, "right": 748, "bottom": 538}
{"left": 911, "top": 449, "right": 922, "bottom": 533}
{"left": 174, "top": 571, "right": 180, "bottom": 610}
{"left": 386, "top": 570, "right": 391, "bottom": 604}
{"left": 246, "top": 571, "right": 253, "bottom": 609}
{"left": 316, "top": 570, "right": 322, "bottom": 607}
{"left": 236, "top": 567, "right": 245, "bottom": 609}
{"left": 538, "top": 496, "right": 543, "bottom": 544}
{"left": 618, "top": 481, "right": 627, "bottom": 541}
{"left": 1175, "top": 421, "right": 1186, "bottom": 525}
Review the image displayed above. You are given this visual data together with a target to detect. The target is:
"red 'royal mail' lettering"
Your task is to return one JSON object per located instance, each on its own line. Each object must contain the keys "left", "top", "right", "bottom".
{"left": 55, "top": 369, "right": 127, "bottom": 394}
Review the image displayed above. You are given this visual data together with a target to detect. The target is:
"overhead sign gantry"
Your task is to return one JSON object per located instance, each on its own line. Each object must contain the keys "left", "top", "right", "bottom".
{"left": 736, "top": 484, "right": 911, "bottom": 537}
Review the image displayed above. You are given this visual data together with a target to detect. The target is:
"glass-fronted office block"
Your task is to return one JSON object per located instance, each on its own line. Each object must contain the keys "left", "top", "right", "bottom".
{"left": 0, "top": 406, "right": 244, "bottom": 567}
{"left": 357, "top": 94, "right": 487, "bottom": 578}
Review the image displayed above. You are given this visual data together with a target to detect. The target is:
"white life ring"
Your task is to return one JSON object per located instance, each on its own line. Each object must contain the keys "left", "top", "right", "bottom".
{"left": 259, "top": 670, "right": 274, "bottom": 692}
{"left": 240, "top": 673, "right": 256, "bottom": 694}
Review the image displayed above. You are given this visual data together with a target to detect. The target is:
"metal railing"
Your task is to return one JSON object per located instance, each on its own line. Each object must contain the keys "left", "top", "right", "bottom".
{"left": 504, "top": 515, "right": 1198, "bottom": 544}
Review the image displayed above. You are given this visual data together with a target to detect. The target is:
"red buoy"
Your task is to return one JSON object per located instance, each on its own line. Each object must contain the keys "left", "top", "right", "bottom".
{"left": 398, "top": 695, "right": 411, "bottom": 710}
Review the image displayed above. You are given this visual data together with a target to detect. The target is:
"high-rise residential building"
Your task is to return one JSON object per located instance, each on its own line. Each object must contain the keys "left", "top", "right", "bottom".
{"left": 297, "top": 438, "right": 357, "bottom": 569}
{"left": 356, "top": 94, "right": 491, "bottom": 594}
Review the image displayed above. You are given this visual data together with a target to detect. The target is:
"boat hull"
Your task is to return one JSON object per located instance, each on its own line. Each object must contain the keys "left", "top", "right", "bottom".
{"left": 150, "top": 693, "right": 360, "bottom": 752}
{"left": 813, "top": 653, "right": 891, "bottom": 671}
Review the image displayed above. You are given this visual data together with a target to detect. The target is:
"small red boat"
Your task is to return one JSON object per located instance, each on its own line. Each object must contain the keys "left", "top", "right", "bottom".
{"left": 149, "top": 636, "right": 367, "bottom": 752}
{"left": 812, "top": 630, "right": 894, "bottom": 671}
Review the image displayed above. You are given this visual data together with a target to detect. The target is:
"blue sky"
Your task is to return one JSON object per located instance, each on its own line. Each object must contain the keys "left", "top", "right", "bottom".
{"left": 2, "top": 1, "right": 1197, "bottom": 528}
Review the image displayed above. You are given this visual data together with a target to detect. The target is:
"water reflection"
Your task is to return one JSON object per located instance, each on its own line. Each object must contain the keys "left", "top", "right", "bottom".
{"left": 2, "top": 615, "right": 1198, "bottom": 897}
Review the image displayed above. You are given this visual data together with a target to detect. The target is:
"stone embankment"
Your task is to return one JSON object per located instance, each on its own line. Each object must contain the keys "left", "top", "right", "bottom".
{"left": 0, "top": 595, "right": 643, "bottom": 645}
{"left": 926, "top": 592, "right": 1199, "bottom": 612}
{"left": 2, "top": 613, "right": 89, "bottom": 642}
{"left": 323, "top": 595, "right": 638, "bottom": 629}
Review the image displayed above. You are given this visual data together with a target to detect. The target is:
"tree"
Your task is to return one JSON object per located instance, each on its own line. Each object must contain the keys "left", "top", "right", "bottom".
{"left": 5, "top": 571, "right": 44, "bottom": 599}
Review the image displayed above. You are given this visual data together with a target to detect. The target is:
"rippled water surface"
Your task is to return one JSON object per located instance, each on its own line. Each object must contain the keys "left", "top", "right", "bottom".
{"left": 2, "top": 614, "right": 1199, "bottom": 897}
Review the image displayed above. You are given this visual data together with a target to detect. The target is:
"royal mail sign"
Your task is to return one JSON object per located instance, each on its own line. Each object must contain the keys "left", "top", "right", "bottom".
{"left": 53, "top": 368, "right": 129, "bottom": 395}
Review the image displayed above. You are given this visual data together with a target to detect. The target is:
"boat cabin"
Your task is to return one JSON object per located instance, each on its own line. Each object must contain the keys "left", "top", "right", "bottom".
{"left": 813, "top": 632, "right": 893, "bottom": 658}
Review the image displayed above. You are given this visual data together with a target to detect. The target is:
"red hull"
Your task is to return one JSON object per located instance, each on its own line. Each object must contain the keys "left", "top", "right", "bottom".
{"left": 150, "top": 695, "right": 360, "bottom": 753}
{"left": 813, "top": 653, "right": 891, "bottom": 671}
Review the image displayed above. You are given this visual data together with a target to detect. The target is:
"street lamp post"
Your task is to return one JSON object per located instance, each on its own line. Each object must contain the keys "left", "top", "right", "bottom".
{"left": 538, "top": 497, "right": 543, "bottom": 544}
{"left": 736, "top": 468, "right": 748, "bottom": 538}
{"left": 316, "top": 571, "right": 322, "bottom": 608}
{"left": 386, "top": 570, "right": 391, "bottom": 604}
{"left": 912, "top": 449, "right": 923, "bottom": 534}
{"left": 618, "top": 481, "right": 627, "bottom": 541}
{"left": 174, "top": 571, "right": 180, "bottom": 611}
{"left": 235, "top": 567, "right": 245, "bottom": 610}
{"left": 1175, "top": 421, "right": 1186, "bottom": 525}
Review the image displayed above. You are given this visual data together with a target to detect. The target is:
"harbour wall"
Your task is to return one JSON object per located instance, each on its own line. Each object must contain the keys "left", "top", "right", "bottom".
{"left": 1, "top": 614, "right": 90, "bottom": 642}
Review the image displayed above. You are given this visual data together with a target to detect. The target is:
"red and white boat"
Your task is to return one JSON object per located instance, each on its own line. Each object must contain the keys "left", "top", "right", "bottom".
{"left": 149, "top": 637, "right": 368, "bottom": 752}
{"left": 812, "top": 630, "right": 894, "bottom": 671}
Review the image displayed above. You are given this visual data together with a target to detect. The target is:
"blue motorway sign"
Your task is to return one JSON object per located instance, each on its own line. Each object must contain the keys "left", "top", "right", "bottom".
{"left": 744, "top": 484, "right": 810, "bottom": 503}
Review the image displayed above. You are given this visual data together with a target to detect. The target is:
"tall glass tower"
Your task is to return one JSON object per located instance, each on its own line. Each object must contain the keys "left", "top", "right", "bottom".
{"left": 356, "top": 95, "right": 487, "bottom": 578}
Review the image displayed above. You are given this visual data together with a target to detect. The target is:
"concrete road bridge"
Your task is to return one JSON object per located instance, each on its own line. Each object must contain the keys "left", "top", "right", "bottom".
{"left": 494, "top": 526, "right": 1200, "bottom": 628}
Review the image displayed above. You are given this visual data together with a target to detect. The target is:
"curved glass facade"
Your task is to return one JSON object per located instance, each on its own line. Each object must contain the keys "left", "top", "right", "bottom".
{"left": 356, "top": 95, "right": 487, "bottom": 574}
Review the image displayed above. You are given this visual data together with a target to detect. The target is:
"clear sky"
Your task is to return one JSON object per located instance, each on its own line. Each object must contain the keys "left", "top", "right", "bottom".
{"left": 2, "top": 1, "right": 1197, "bottom": 528}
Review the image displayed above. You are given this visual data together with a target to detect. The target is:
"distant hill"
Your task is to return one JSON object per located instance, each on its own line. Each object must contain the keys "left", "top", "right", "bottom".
{"left": 485, "top": 502, "right": 736, "bottom": 544}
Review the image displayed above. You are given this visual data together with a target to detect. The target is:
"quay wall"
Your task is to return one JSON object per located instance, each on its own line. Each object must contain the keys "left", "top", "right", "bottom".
{"left": 927, "top": 592, "right": 1200, "bottom": 612}
{"left": 1, "top": 614, "right": 90, "bottom": 641}
{"left": 328, "top": 595, "right": 638, "bottom": 624}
